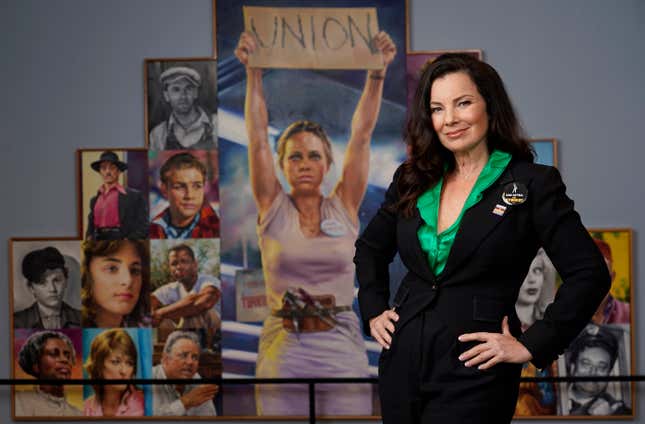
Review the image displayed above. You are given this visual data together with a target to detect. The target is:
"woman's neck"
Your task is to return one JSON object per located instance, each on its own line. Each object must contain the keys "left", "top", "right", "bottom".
{"left": 95, "top": 309, "right": 123, "bottom": 328}
{"left": 291, "top": 192, "right": 323, "bottom": 237}
{"left": 291, "top": 192, "right": 322, "bottom": 217}
{"left": 451, "top": 144, "right": 489, "bottom": 182}
{"left": 515, "top": 302, "right": 535, "bottom": 327}
{"left": 101, "top": 386, "right": 126, "bottom": 416}
{"left": 39, "top": 384, "right": 64, "bottom": 398}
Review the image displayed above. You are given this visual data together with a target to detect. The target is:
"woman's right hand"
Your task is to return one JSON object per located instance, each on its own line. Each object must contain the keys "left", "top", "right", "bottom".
{"left": 369, "top": 309, "right": 399, "bottom": 349}
{"left": 234, "top": 32, "right": 257, "bottom": 67}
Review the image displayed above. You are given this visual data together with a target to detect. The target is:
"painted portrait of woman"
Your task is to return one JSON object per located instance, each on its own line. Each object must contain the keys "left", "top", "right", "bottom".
{"left": 81, "top": 240, "right": 150, "bottom": 327}
{"left": 83, "top": 328, "right": 145, "bottom": 416}
{"left": 515, "top": 248, "right": 559, "bottom": 416}
{"left": 516, "top": 248, "right": 557, "bottom": 330}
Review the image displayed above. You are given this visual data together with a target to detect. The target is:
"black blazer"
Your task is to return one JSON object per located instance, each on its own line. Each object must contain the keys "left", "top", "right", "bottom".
{"left": 86, "top": 188, "right": 148, "bottom": 239}
{"left": 355, "top": 159, "right": 610, "bottom": 368}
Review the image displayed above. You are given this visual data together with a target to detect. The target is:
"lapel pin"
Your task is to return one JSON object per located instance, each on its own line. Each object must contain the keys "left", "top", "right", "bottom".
{"left": 492, "top": 204, "right": 507, "bottom": 216}
{"left": 502, "top": 182, "right": 528, "bottom": 206}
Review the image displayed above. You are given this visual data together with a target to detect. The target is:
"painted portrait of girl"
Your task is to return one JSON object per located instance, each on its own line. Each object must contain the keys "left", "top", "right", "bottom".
{"left": 81, "top": 240, "right": 150, "bottom": 327}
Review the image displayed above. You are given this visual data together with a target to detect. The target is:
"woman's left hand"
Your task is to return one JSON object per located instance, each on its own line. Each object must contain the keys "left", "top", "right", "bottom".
{"left": 457, "top": 316, "right": 533, "bottom": 369}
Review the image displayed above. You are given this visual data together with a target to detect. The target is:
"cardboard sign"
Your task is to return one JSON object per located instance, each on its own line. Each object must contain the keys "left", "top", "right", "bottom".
{"left": 243, "top": 6, "right": 382, "bottom": 69}
{"left": 235, "top": 268, "right": 270, "bottom": 322}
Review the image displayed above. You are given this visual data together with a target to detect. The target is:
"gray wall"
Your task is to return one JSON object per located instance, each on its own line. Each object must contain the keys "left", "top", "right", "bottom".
{"left": 1, "top": 0, "right": 643, "bottom": 423}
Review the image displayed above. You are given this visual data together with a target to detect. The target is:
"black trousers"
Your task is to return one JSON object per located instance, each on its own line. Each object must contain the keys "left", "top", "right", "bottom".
{"left": 378, "top": 307, "right": 522, "bottom": 424}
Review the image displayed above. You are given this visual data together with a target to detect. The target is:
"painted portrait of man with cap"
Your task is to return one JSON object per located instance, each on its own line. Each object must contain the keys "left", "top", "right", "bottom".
{"left": 562, "top": 324, "right": 632, "bottom": 416}
{"left": 13, "top": 246, "right": 81, "bottom": 329}
{"left": 85, "top": 150, "right": 148, "bottom": 240}
{"left": 147, "top": 60, "right": 218, "bottom": 151}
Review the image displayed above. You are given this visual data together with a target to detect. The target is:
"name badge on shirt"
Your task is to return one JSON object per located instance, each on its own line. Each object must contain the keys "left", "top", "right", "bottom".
{"left": 320, "top": 218, "right": 346, "bottom": 237}
{"left": 502, "top": 182, "right": 528, "bottom": 206}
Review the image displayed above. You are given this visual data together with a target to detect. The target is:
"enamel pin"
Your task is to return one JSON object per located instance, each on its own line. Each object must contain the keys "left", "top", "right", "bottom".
{"left": 492, "top": 204, "right": 507, "bottom": 216}
{"left": 502, "top": 182, "right": 528, "bottom": 206}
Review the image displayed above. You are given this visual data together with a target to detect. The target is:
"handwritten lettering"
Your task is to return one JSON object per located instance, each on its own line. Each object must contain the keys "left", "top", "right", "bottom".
{"left": 251, "top": 13, "right": 374, "bottom": 52}
{"left": 244, "top": 7, "right": 382, "bottom": 69}
{"left": 322, "top": 17, "right": 348, "bottom": 50}
{"left": 282, "top": 15, "right": 305, "bottom": 48}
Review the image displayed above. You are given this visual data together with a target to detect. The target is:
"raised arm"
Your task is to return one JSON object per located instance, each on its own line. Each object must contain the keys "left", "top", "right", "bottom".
{"left": 333, "top": 31, "right": 397, "bottom": 219}
{"left": 235, "top": 33, "right": 281, "bottom": 219}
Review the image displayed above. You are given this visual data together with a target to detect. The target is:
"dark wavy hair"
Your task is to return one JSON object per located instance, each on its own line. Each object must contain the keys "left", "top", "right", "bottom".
{"left": 84, "top": 329, "right": 139, "bottom": 405}
{"left": 81, "top": 240, "right": 150, "bottom": 327}
{"left": 396, "top": 53, "right": 534, "bottom": 216}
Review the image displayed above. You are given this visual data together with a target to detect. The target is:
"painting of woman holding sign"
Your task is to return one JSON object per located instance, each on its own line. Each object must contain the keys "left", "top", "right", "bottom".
{"left": 234, "top": 24, "right": 396, "bottom": 415}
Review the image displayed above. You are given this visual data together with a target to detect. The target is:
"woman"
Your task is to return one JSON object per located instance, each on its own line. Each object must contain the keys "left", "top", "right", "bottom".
{"left": 234, "top": 31, "right": 396, "bottom": 415}
{"left": 516, "top": 248, "right": 556, "bottom": 330}
{"left": 84, "top": 328, "right": 145, "bottom": 416}
{"left": 355, "top": 53, "right": 610, "bottom": 423}
{"left": 515, "top": 248, "right": 558, "bottom": 416}
{"left": 82, "top": 240, "right": 150, "bottom": 327}
{"left": 15, "top": 330, "right": 82, "bottom": 416}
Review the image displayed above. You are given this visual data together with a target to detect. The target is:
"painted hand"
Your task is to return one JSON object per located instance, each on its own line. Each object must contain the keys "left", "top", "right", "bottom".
{"left": 234, "top": 32, "right": 258, "bottom": 67}
{"left": 457, "top": 316, "right": 533, "bottom": 369}
{"left": 374, "top": 31, "right": 397, "bottom": 67}
{"left": 180, "top": 384, "right": 219, "bottom": 409}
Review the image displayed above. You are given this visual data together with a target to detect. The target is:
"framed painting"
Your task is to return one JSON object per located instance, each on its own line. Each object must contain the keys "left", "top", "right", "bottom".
{"left": 10, "top": 238, "right": 82, "bottom": 331}
{"left": 10, "top": 238, "right": 83, "bottom": 419}
{"left": 13, "top": 328, "right": 84, "bottom": 418}
{"left": 147, "top": 149, "right": 220, "bottom": 240}
{"left": 82, "top": 328, "right": 153, "bottom": 416}
{"left": 556, "top": 228, "right": 635, "bottom": 418}
{"left": 530, "top": 138, "right": 558, "bottom": 168}
{"left": 514, "top": 228, "right": 635, "bottom": 419}
{"left": 144, "top": 58, "right": 218, "bottom": 151}
{"left": 151, "top": 328, "right": 222, "bottom": 416}
{"left": 215, "top": 0, "right": 408, "bottom": 418}
{"left": 76, "top": 148, "right": 149, "bottom": 241}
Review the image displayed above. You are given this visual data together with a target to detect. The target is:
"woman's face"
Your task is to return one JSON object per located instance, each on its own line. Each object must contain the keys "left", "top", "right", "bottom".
{"left": 518, "top": 255, "right": 545, "bottom": 305}
{"left": 281, "top": 132, "right": 329, "bottom": 194}
{"left": 89, "top": 242, "right": 142, "bottom": 324}
{"left": 429, "top": 71, "right": 489, "bottom": 155}
{"left": 35, "top": 337, "right": 73, "bottom": 379}
{"left": 102, "top": 348, "right": 135, "bottom": 391}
